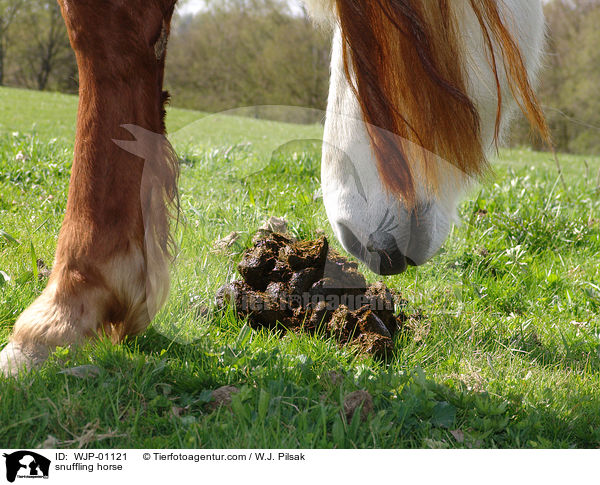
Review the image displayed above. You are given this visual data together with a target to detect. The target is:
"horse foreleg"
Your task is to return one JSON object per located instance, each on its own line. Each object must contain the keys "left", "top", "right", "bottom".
{"left": 0, "top": 0, "right": 179, "bottom": 376}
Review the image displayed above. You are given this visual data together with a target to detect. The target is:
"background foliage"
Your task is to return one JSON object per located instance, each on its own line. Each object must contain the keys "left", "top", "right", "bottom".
{"left": 2, "top": 0, "right": 599, "bottom": 151}
{"left": 511, "top": 0, "right": 600, "bottom": 153}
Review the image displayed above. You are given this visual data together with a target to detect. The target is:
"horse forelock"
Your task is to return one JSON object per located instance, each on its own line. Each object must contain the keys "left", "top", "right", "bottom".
{"left": 334, "top": 0, "right": 551, "bottom": 207}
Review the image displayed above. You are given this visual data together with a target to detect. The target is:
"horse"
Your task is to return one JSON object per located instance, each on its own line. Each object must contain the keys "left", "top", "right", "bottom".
{"left": 0, "top": 0, "right": 550, "bottom": 376}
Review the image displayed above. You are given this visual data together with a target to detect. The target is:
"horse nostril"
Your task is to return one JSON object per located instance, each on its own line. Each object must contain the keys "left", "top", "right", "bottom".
{"left": 337, "top": 223, "right": 408, "bottom": 275}
{"left": 368, "top": 244, "right": 407, "bottom": 275}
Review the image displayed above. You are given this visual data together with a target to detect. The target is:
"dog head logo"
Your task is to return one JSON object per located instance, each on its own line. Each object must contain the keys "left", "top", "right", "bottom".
{"left": 3, "top": 451, "right": 50, "bottom": 482}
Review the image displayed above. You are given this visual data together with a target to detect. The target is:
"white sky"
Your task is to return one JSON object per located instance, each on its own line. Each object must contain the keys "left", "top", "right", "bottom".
{"left": 179, "top": 0, "right": 305, "bottom": 15}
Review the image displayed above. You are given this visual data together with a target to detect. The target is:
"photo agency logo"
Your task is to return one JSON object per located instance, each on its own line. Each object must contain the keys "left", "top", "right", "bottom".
{"left": 3, "top": 451, "right": 51, "bottom": 482}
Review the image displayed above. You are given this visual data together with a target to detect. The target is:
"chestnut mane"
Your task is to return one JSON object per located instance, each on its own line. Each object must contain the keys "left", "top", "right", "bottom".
{"left": 335, "top": 0, "right": 552, "bottom": 205}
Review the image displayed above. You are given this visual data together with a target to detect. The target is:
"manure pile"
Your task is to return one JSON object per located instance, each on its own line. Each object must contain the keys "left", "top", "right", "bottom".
{"left": 216, "top": 233, "right": 412, "bottom": 357}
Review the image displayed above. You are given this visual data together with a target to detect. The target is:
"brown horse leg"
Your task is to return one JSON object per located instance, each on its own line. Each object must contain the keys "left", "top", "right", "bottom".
{"left": 0, "top": 0, "right": 179, "bottom": 376}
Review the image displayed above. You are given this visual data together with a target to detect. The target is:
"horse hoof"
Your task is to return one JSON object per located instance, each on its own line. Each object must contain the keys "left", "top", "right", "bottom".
{"left": 0, "top": 342, "right": 49, "bottom": 377}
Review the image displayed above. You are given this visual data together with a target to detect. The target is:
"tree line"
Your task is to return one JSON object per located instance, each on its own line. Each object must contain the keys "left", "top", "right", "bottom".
{"left": 511, "top": 0, "right": 600, "bottom": 154}
{"left": 0, "top": 0, "right": 76, "bottom": 92}
{"left": 0, "top": 0, "right": 598, "bottom": 153}
{"left": 165, "top": 0, "right": 330, "bottom": 123}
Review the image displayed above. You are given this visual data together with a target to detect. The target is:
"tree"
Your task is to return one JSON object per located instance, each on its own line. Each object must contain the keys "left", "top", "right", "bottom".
{"left": 0, "top": 0, "right": 24, "bottom": 85}
{"left": 7, "top": 0, "right": 76, "bottom": 92}
{"left": 165, "top": 0, "right": 331, "bottom": 121}
{"left": 511, "top": 0, "right": 600, "bottom": 154}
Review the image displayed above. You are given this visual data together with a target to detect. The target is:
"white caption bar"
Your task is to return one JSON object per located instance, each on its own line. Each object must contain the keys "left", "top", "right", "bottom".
{"left": 0, "top": 449, "right": 597, "bottom": 484}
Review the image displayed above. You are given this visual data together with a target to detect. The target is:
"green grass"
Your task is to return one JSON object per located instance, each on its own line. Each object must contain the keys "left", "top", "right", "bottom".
{"left": 0, "top": 87, "right": 599, "bottom": 448}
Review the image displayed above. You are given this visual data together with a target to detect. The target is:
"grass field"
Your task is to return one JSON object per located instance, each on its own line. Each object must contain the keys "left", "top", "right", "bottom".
{"left": 0, "top": 86, "right": 599, "bottom": 449}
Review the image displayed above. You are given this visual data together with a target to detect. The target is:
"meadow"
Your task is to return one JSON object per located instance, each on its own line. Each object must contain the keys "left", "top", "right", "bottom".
{"left": 0, "top": 86, "right": 599, "bottom": 448}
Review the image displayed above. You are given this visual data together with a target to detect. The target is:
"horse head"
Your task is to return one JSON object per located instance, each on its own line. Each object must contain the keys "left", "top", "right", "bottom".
{"left": 308, "top": 0, "right": 550, "bottom": 274}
